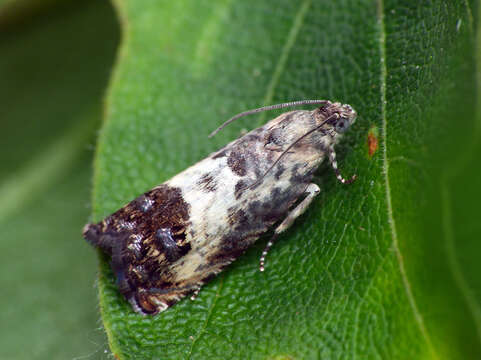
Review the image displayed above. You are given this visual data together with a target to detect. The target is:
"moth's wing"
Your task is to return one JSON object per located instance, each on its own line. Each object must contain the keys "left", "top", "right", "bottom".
{"left": 83, "top": 184, "right": 196, "bottom": 314}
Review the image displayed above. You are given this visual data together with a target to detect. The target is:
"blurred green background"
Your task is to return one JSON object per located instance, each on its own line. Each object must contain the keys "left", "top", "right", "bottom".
{"left": 0, "top": 1, "right": 119, "bottom": 359}
{"left": 1, "top": 1, "right": 480, "bottom": 359}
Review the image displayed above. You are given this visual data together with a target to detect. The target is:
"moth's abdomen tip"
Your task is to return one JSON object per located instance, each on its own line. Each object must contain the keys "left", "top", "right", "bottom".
{"left": 82, "top": 223, "right": 91, "bottom": 236}
{"left": 82, "top": 223, "right": 101, "bottom": 246}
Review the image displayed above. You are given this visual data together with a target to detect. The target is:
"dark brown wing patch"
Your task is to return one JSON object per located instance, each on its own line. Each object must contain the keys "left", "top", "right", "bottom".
{"left": 83, "top": 184, "right": 192, "bottom": 314}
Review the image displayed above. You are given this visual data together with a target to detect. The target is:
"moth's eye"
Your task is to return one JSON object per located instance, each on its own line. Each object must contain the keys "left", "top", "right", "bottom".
{"left": 335, "top": 118, "right": 349, "bottom": 133}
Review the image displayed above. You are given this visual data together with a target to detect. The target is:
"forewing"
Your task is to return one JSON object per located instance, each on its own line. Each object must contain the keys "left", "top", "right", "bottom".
{"left": 83, "top": 184, "right": 194, "bottom": 314}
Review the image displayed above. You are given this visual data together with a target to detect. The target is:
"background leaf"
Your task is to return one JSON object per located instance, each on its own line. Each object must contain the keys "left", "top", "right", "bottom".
{"left": 93, "top": 0, "right": 481, "bottom": 359}
{"left": 0, "top": 1, "right": 119, "bottom": 359}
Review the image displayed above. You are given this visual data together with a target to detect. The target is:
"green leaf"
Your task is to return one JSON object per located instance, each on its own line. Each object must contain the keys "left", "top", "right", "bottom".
{"left": 0, "top": 1, "right": 119, "bottom": 359}
{"left": 94, "top": 0, "right": 481, "bottom": 359}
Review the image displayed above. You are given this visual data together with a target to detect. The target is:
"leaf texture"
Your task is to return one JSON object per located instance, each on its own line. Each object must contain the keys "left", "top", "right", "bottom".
{"left": 93, "top": 0, "right": 481, "bottom": 358}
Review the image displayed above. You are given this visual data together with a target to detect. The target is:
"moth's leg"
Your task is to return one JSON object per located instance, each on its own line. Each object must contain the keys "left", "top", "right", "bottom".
{"left": 328, "top": 145, "right": 356, "bottom": 184}
{"left": 259, "top": 183, "right": 320, "bottom": 272}
{"left": 190, "top": 288, "right": 200, "bottom": 301}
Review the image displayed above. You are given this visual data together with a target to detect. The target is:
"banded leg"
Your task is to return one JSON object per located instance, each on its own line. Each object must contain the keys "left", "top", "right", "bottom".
{"left": 259, "top": 183, "right": 320, "bottom": 271}
{"left": 328, "top": 145, "right": 356, "bottom": 184}
{"left": 190, "top": 288, "right": 200, "bottom": 301}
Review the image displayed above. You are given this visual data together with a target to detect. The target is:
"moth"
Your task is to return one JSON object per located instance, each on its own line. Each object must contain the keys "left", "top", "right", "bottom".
{"left": 83, "top": 100, "right": 357, "bottom": 315}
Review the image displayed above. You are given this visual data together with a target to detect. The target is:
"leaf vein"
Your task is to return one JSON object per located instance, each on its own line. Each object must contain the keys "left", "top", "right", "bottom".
{"left": 187, "top": 277, "right": 224, "bottom": 359}
{"left": 257, "top": 0, "right": 312, "bottom": 125}
{"left": 377, "top": 0, "right": 438, "bottom": 358}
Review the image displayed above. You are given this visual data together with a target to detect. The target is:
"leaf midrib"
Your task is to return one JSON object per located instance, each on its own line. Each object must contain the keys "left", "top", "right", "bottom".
{"left": 377, "top": 0, "right": 438, "bottom": 358}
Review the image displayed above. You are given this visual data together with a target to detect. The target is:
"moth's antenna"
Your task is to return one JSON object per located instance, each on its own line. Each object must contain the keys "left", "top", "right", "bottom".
{"left": 247, "top": 113, "right": 339, "bottom": 189}
{"left": 209, "top": 100, "right": 329, "bottom": 138}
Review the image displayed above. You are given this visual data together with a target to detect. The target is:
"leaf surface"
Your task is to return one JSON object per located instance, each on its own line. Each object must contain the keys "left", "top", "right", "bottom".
{"left": 94, "top": 1, "right": 481, "bottom": 359}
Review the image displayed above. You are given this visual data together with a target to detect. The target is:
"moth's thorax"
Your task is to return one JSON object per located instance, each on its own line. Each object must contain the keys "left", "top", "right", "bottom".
{"left": 241, "top": 101, "right": 356, "bottom": 176}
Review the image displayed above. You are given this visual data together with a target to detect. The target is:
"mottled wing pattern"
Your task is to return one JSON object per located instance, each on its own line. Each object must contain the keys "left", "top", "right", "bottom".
{"left": 83, "top": 101, "right": 357, "bottom": 315}
{"left": 83, "top": 185, "right": 195, "bottom": 314}
{"left": 83, "top": 112, "right": 316, "bottom": 314}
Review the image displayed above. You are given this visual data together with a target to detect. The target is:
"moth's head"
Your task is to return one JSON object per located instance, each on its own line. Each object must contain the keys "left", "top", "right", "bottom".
{"left": 321, "top": 102, "right": 357, "bottom": 134}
